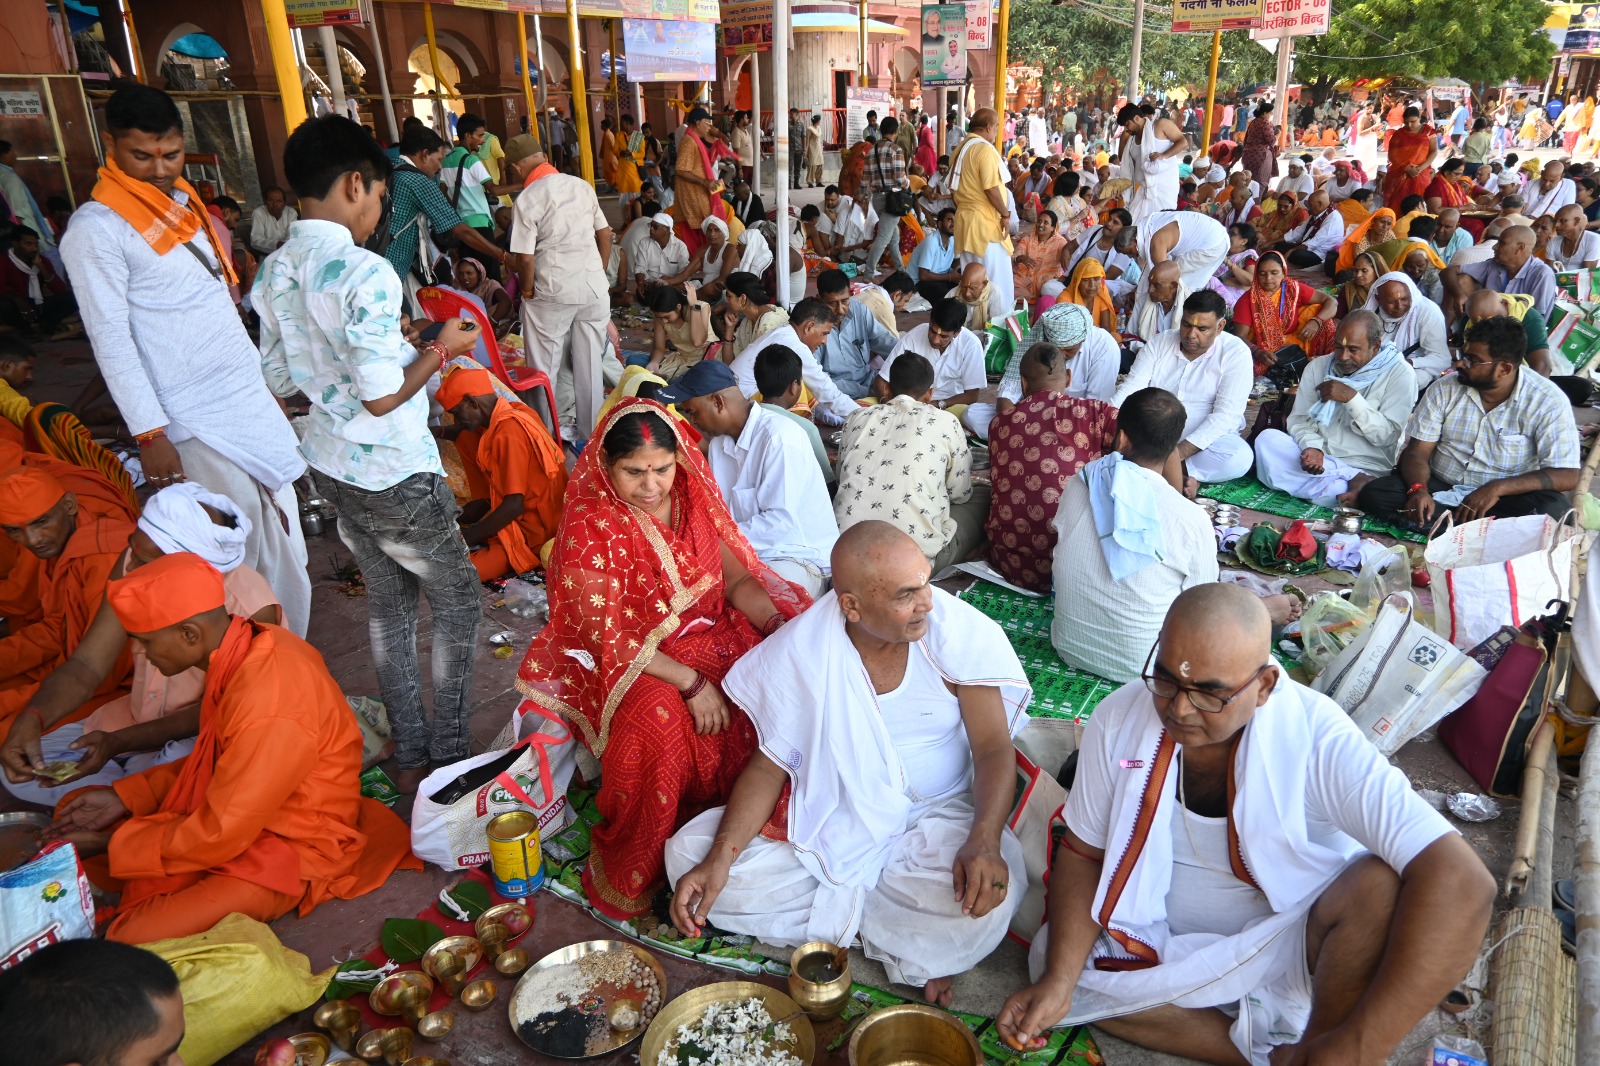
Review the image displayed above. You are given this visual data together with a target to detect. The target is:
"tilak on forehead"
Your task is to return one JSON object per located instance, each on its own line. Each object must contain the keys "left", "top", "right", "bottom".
{"left": 1178, "top": 660, "right": 1192, "bottom": 678}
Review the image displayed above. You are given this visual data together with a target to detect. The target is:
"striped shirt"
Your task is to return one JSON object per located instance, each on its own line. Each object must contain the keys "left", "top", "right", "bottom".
{"left": 863, "top": 140, "right": 908, "bottom": 194}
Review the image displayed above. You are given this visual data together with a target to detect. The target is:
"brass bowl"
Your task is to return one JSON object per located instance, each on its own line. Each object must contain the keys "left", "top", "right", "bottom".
{"left": 421, "top": 936, "right": 483, "bottom": 995}
{"left": 370, "top": 971, "right": 434, "bottom": 1025}
{"left": 400, "top": 1059, "right": 450, "bottom": 1066}
{"left": 476, "top": 901, "right": 532, "bottom": 943}
{"left": 415, "top": 1010, "right": 455, "bottom": 1041}
{"left": 460, "top": 978, "right": 498, "bottom": 1011}
{"left": 287, "top": 1033, "right": 331, "bottom": 1066}
{"left": 848, "top": 1004, "right": 982, "bottom": 1066}
{"left": 377, "top": 1027, "right": 414, "bottom": 1066}
{"left": 641, "top": 982, "right": 814, "bottom": 1066}
{"left": 787, "top": 941, "right": 851, "bottom": 1020}
{"left": 494, "top": 947, "right": 529, "bottom": 975}
{"left": 312, "top": 1000, "right": 361, "bottom": 1050}
{"left": 355, "top": 1029, "right": 388, "bottom": 1061}
{"left": 1331, "top": 506, "right": 1365, "bottom": 535}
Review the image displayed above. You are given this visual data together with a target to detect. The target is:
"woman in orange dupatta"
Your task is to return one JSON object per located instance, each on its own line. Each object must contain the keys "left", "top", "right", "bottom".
{"left": 515, "top": 400, "right": 810, "bottom": 919}
{"left": 1012, "top": 209, "right": 1068, "bottom": 307}
{"left": 674, "top": 108, "right": 729, "bottom": 258}
{"left": 1333, "top": 207, "right": 1396, "bottom": 274}
{"left": 1381, "top": 107, "right": 1437, "bottom": 211}
{"left": 1425, "top": 158, "right": 1476, "bottom": 214}
{"left": 1062, "top": 255, "right": 1118, "bottom": 334}
{"left": 1230, "top": 251, "right": 1338, "bottom": 376}
{"left": 1255, "top": 190, "right": 1308, "bottom": 249}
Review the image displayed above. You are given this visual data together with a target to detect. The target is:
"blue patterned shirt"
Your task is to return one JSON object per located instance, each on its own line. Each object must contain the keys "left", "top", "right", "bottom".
{"left": 256, "top": 219, "right": 442, "bottom": 491}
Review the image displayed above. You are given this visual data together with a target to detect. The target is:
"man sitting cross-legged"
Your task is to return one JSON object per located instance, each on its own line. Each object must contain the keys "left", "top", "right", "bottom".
{"left": 667, "top": 521, "right": 1030, "bottom": 1003}
{"left": 999, "top": 583, "right": 1495, "bottom": 1065}
{"left": 1252, "top": 310, "right": 1418, "bottom": 506}
{"left": 48, "top": 551, "right": 419, "bottom": 943}
{"left": 1113, "top": 289, "right": 1253, "bottom": 484}
{"left": 434, "top": 366, "right": 569, "bottom": 582}
{"left": 1358, "top": 315, "right": 1580, "bottom": 525}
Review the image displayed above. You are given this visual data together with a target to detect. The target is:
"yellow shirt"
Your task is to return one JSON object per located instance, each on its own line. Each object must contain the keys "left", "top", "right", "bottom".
{"left": 951, "top": 134, "right": 1013, "bottom": 257}
{"left": 477, "top": 134, "right": 511, "bottom": 209}
{"left": 0, "top": 380, "right": 28, "bottom": 428}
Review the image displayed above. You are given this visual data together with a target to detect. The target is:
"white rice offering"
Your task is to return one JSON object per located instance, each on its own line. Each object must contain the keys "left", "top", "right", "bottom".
{"left": 657, "top": 996, "right": 802, "bottom": 1066}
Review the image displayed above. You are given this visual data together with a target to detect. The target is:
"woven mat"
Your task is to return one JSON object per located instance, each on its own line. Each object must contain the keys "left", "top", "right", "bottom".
{"left": 958, "top": 582, "right": 1119, "bottom": 722}
{"left": 1199, "top": 475, "right": 1426, "bottom": 543}
{"left": 539, "top": 789, "right": 1103, "bottom": 1066}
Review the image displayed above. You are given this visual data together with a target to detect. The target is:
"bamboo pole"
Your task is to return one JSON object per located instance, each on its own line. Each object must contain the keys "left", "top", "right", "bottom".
{"left": 422, "top": 2, "right": 448, "bottom": 139}
{"left": 992, "top": 0, "right": 1011, "bottom": 148}
{"left": 567, "top": 0, "right": 594, "bottom": 184}
{"left": 1506, "top": 720, "right": 1554, "bottom": 902}
{"left": 1578, "top": 738, "right": 1600, "bottom": 1064}
{"left": 518, "top": 13, "right": 536, "bottom": 135}
{"left": 1199, "top": 30, "right": 1220, "bottom": 151}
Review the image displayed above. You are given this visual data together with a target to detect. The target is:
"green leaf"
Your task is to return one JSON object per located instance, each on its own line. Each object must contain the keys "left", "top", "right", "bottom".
{"left": 324, "top": 959, "right": 385, "bottom": 1000}
{"left": 442, "top": 880, "right": 493, "bottom": 921}
{"left": 381, "top": 917, "right": 446, "bottom": 963}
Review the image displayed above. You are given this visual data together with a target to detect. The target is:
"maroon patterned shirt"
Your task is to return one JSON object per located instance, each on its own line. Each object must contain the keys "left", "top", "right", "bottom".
{"left": 984, "top": 392, "right": 1119, "bottom": 592}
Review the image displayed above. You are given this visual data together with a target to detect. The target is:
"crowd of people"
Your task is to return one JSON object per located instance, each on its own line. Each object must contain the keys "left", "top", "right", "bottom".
{"left": 3, "top": 76, "right": 1580, "bottom": 1066}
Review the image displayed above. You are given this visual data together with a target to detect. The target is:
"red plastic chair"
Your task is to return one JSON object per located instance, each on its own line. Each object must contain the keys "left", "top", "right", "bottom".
{"left": 416, "top": 286, "right": 558, "bottom": 434}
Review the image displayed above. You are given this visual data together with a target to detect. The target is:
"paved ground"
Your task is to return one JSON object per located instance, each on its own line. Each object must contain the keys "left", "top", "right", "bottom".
{"left": 6, "top": 168, "right": 1573, "bottom": 1063}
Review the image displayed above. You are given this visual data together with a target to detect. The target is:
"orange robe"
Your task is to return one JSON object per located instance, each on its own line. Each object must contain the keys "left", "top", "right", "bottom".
{"left": 0, "top": 507, "right": 134, "bottom": 727}
{"left": 102, "top": 618, "right": 420, "bottom": 943}
{"left": 458, "top": 397, "right": 569, "bottom": 581}
{"left": 1381, "top": 128, "right": 1436, "bottom": 210}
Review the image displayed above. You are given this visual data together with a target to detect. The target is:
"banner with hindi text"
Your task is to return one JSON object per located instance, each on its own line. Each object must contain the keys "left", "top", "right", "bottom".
{"left": 1253, "top": 0, "right": 1329, "bottom": 39}
{"left": 922, "top": 3, "right": 968, "bottom": 87}
{"left": 1171, "top": 0, "right": 1264, "bottom": 33}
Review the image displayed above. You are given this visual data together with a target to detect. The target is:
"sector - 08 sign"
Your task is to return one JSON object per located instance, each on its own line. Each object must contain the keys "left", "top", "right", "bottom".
{"left": 1253, "top": 0, "right": 1330, "bottom": 38}
{"left": 1171, "top": 0, "right": 1265, "bottom": 34}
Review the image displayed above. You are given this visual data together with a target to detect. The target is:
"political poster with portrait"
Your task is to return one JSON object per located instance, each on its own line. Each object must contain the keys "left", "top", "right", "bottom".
{"left": 1567, "top": 3, "right": 1600, "bottom": 52}
{"left": 921, "top": 4, "right": 967, "bottom": 87}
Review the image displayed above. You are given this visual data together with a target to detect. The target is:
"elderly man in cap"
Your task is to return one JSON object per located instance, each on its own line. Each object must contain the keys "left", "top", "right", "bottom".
{"left": 48, "top": 552, "right": 421, "bottom": 943}
{"left": 0, "top": 466, "right": 134, "bottom": 737}
{"left": 505, "top": 136, "right": 613, "bottom": 436}
{"left": 1002, "top": 583, "right": 1493, "bottom": 1064}
{"left": 633, "top": 212, "right": 692, "bottom": 300}
{"left": 1, "top": 482, "right": 281, "bottom": 805}
{"left": 658, "top": 359, "right": 839, "bottom": 598}
{"left": 434, "top": 366, "right": 568, "bottom": 582}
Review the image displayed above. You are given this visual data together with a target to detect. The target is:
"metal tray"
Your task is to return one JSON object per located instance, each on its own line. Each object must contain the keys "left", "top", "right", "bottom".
{"left": 0, "top": 811, "right": 51, "bottom": 873}
{"left": 507, "top": 939, "right": 666, "bottom": 1059}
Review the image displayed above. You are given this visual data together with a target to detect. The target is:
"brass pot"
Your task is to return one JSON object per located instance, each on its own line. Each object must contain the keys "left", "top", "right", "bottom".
{"left": 378, "top": 1028, "right": 414, "bottom": 1066}
{"left": 847, "top": 1004, "right": 982, "bottom": 1066}
{"left": 786, "top": 942, "right": 851, "bottom": 1020}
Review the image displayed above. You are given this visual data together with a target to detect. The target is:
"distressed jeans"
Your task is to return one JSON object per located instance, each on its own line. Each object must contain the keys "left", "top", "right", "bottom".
{"left": 863, "top": 192, "right": 906, "bottom": 276}
{"left": 313, "top": 470, "right": 482, "bottom": 769}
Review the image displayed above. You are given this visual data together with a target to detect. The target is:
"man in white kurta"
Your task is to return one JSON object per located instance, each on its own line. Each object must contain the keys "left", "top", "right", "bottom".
{"left": 998, "top": 584, "right": 1495, "bottom": 1066}
{"left": 667, "top": 522, "right": 1030, "bottom": 997}
{"left": 1113, "top": 290, "right": 1253, "bottom": 483}
{"left": 1253, "top": 311, "right": 1418, "bottom": 504}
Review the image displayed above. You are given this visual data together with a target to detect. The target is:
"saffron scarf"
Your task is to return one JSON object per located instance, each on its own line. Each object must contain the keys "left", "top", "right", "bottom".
{"left": 91, "top": 158, "right": 238, "bottom": 286}
{"left": 521, "top": 161, "right": 559, "bottom": 187}
{"left": 1064, "top": 255, "right": 1116, "bottom": 330}
{"left": 1335, "top": 207, "right": 1395, "bottom": 274}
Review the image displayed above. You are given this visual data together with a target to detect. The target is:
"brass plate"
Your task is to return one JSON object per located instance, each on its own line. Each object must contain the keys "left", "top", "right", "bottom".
{"left": 507, "top": 939, "right": 667, "bottom": 1059}
{"left": 640, "top": 981, "right": 815, "bottom": 1066}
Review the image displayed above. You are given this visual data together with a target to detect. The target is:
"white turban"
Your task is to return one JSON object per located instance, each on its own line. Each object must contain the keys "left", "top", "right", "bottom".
{"left": 138, "top": 482, "right": 252, "bottom": 573}
{"left": 701, "top": 214, "right": 729, "bottom": 239}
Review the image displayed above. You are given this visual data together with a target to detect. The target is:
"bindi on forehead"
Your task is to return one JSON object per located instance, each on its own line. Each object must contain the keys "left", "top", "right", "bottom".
{"left": 1178, "top": 660, "right": 1192, "bottom": 678}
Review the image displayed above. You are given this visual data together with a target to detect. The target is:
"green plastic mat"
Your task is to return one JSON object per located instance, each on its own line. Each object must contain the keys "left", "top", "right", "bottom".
{"left": 1199, "top": 475, "right": 1426, "bottom": 543}
{"left": 958, "top": 582, "right": 1118, "bottom": 722}
{"left": 538, "top": 787, "right": 1102, "bottom": 1066}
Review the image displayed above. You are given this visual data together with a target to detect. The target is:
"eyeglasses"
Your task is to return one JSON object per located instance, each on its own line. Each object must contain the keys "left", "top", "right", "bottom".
{"left": 1453, "top": 353, "right": 1495, "bottom": 368}
{"left": 1140, "top": 645, "right": 1272, "bottom": 714}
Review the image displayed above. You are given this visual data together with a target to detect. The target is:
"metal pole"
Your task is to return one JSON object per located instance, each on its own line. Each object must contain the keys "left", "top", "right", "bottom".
{"left": 518, "top": 13, "right": 536, "bottom": 136}
{"left": 316, "top": 26, "right": 347, "bottom": 117}
{"left": 774, "top": 0, "right": 792, "bottom": 307}
{"left": 859, "top": 0, "right": 869, "bottom": 88}
{"left": 610, "top": 19, "right": 620, "bottom": 127}
{"left": 115, "top": 0, "right": 146, "bottom": 82}
{"left": 259, "top": 0, "right": 308, "bottom": 133}
{"left": 1274, "top": 36, "right": 1292, "bottom": 151}
{"left": 533, "top": 13, "right": 549, "bottom": 147}
{"left": 1200, "top": 29, "right": 1220, "bottom": 150}
{"left": 568, "top": 0, "right": 595, "bottom": 184}
{"left": 752, "top": 50, "right": 762, "bottom": 200}
{"left": 1127, "top": 0, "right": 1144, "bottom": 104}
{"left": 993, "top": 0, "right": 1011, "bottom": 147}
{"left": 422, "top": 2, "right": 448, "bottom": 140}
{"left": 367, "top": 3, "right": 399, "bottom": 143}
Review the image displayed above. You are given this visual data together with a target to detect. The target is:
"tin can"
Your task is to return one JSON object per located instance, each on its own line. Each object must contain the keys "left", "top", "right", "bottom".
{"left": 487, "top": 811, "right": 544, "bottom": 897}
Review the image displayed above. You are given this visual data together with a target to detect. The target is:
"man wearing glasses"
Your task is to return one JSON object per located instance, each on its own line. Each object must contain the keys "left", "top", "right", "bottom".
{"left": 1357, "top": 315, "right": 1579, "bottom": 525}
{"left": 1000, "top": 583, "right": 1495, "bottom": 1064}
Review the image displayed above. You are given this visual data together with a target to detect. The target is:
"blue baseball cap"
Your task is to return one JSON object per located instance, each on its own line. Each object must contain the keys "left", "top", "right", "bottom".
{"left": 655, "top": 360, "right": 737, "bottom": 405}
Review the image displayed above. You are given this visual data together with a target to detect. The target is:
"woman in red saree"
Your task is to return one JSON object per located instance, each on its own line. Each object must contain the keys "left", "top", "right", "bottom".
{"left": 1239, "top": 102, "right": 1279, "bottom": 190}
{"left": 1230, "top": 251, "right": 1338, "bottom": 376}
{"left": 515, "top": 400, "right": 810, "bottom": 919}
{"left": 1381, "top": 107, "right": 1436, "bottom": 211}
{"left": 1425, "top": 158, "right": 1476, "bottom": 214}
{"left": 674, "top": 108, "right": 729, "bottom": 258}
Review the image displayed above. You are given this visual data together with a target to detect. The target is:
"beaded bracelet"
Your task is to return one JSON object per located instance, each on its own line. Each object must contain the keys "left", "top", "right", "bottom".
{"left": 682, "top": 672, "right": 708, "bottom": 700}
{"left": 761, "top": 614, "right": 784, "bottom": 636}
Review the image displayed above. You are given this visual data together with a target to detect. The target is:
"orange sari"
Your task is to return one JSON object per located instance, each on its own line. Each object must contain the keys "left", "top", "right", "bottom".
{"left": 515, "top": 400, "right": 810, "bottom": 917}
{"left": 1381, "top": 127, "right": 1436, "bottom": 209}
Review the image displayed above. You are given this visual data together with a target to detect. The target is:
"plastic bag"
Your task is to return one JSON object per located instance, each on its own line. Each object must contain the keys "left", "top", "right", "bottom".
{"left": 143, "top": 913, "right": 333, "bottom": 1066}
{"left": 501, "top": 578, "right": 548, "bottom": 620}
{"left": 1300, "top": 592, "right": 1372, "bottom": 673}
{"left": 1349, "top": 545, "right": 1411, "bottom": 617}
{"left": 0, "top": 841, "right": 94, "bottom": 970}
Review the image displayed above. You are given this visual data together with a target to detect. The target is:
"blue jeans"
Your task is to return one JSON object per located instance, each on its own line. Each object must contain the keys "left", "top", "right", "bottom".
{"left": 312, "top": 470, "right": 482, "bottom": 769}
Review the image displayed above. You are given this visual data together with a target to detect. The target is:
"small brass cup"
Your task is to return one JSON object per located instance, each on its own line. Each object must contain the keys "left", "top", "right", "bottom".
{"left": 494, "top": 947, "right": 529, "bottom": 975}
{"left": 477, "top": 920, "right": 508, "bottom": 959}
{"left": 787, "top": 941, "right": 851, "bottom": 1020}
{"left": 313, "top": 1001, "right": 362, "bottom": 1051}
{"left": 421, "top": 936, "right": 483, "bottom": 998}
{"left": 415, "top": 1009, "right": 455, "bottom": 1041}
{"left": 460, "top": 978, "right": 498, "bottom": 1012}
{"left": 355, "top": 1029, "right": 387, "bottom": 1061}
{"left": 288, "top": 1033, "right": 331, "bottom": 1066}
{"left": 379, "top": 1027, "right": 414, "bottom": 1066}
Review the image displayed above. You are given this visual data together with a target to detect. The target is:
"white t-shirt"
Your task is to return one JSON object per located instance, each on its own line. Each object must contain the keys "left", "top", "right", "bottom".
{"left": 877, "top": 643, "right": 970, "bottom": 804}
{"left": 1548, "top": 230, "right": 1600, "bottom": 271}
{"left": 879, "top": 324, "right": 988, "bottom": 401}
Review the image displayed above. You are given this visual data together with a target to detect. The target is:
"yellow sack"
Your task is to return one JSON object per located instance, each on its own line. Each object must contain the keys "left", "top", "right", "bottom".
{"left": 142, "top": 913, "right": 334, "bottom": 1066}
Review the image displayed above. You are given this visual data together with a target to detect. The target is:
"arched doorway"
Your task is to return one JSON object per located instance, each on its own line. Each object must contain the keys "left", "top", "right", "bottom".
{"left": 409, "top": 44, "right": 464, "bottom": 133}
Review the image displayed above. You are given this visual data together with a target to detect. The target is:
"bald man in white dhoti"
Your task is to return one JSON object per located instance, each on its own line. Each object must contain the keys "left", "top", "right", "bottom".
{"left": 666, "top": 521, "right": 1030, "bottom": 1003}
{"left": 997, "top": 584, "right": 1495, "bottom": 1066}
